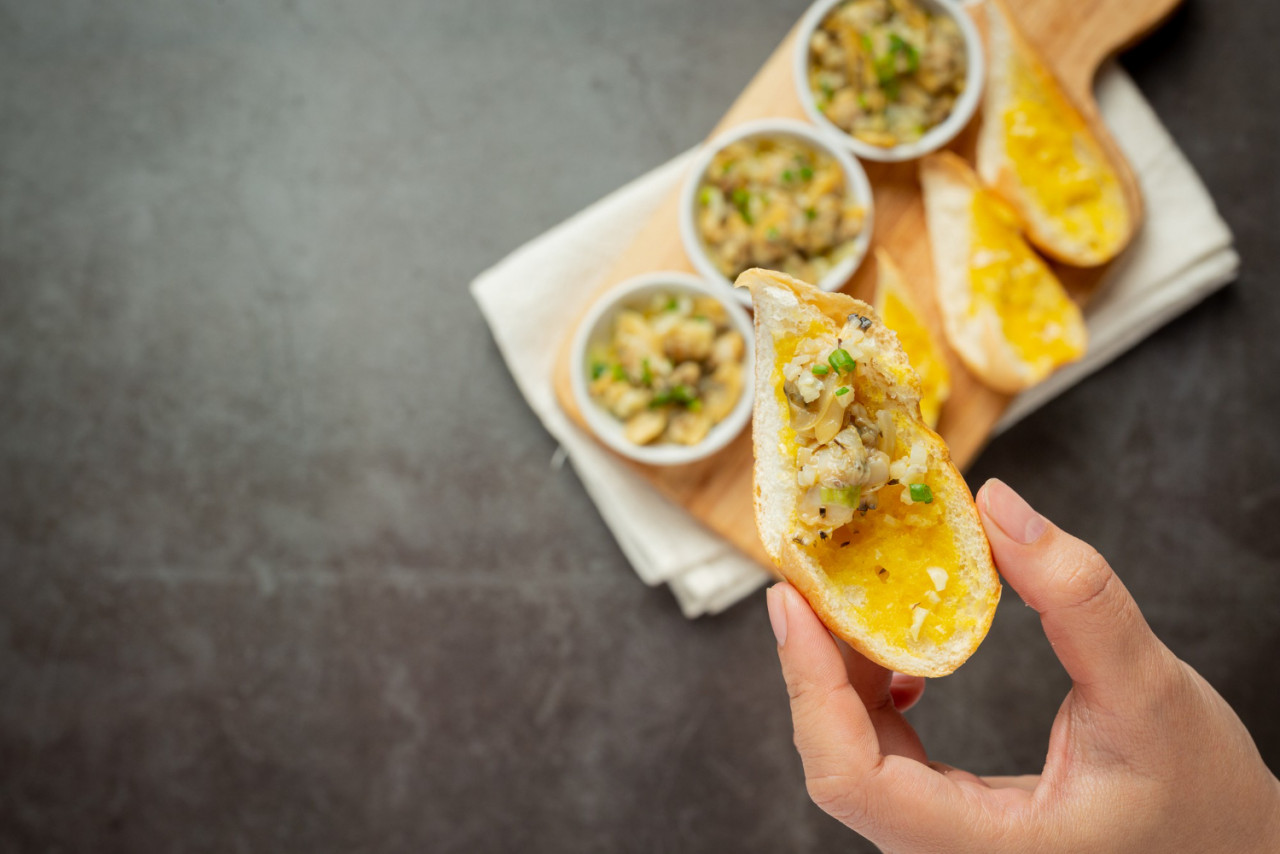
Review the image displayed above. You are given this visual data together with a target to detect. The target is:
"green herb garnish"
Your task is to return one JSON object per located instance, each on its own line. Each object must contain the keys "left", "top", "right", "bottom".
{"left": 805, "top": 207, "right": 818, "bottom": 221}
{"left": 909, "top": 483, "right": 934, "bottom": 504}
{"left": 888, "top": 33, "right": 920, "bottom": 74}
{"left": 828, "top": 348, "right": 856, "bottom": 374}
{"left": 782, "top": 169, "right": 795, "bottom": 183}
{"left": 811, "top": 364, "right": 830, "bottom": 376}
{"left": 799, "top": 165, "right": 814, "bottom": 181}
{"left": 820, "top": 485, "right": 862, "bottom": 508}
{"left": 665, "top": 297, "right": 680, "bottom": 312}
{"left": 731, "top": 188, "right": 754, "bottom": 225}
{"left": 612, "top": 364, "right": 627, "bottom": 381}
{"left": 670, "top": 384, "right": 698, "bottom": 405}
{"left": 641, "top": 358, "right": 653, "bottom": 385}
{"left": 835, "top": 387, "right": 850, "bottom": 397}
{"left": 766, "top": 227, "right": 780, "bottom": 241}
{"left": 699, "top": 186, "right": 715, "bottom": 206}
{"left": 590, "top": 361, "right": 607, "bottom": 380}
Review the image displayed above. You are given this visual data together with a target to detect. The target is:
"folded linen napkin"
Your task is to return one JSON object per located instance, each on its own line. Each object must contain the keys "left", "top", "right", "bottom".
{"left": 471, "top": 66, "right": 1238, "bottom": 618}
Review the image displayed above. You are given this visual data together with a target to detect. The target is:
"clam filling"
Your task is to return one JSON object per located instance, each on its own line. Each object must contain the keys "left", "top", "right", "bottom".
{"left": 588, "top": 292, "right": 746, "bottom": 447}
{"left": 784, "top": 314, "right": 931, "bottom": 537}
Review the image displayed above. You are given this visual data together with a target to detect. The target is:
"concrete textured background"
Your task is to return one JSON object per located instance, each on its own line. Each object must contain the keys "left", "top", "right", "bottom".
{"left": 1, "top": 0, "right": 1277, "bottom": 851}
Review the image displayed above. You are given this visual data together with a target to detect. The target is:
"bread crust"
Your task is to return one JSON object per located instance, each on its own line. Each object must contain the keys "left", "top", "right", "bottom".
{"left": 977, "top": 0, "right": 1133, "bottom": 267}
{"left": 739, "top": 268, "right": 999, "bottom": 677}
{"left": 921, "top": 151, "right": 1087, "bottom": 394}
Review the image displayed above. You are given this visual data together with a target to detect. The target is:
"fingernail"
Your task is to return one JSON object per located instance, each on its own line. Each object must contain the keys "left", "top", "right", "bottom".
{"left": 766, "top": 585, "right": 789, "bottom": 647}
{"left": 982, "top": 479, "right": 1048, "bottom": 545}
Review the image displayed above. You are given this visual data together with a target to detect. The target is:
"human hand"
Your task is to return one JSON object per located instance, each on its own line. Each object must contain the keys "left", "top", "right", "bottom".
{"left": 766, "top": 478, "right": 1280, "bottom": 854}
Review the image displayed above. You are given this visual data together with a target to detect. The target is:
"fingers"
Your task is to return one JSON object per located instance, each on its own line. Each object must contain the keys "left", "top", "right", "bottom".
{"left": 980, "top": 774, "right": 1041, "bottom": 793}
{"left": 977, "top": 479, "right": 1170, "bottom": 709}
{"left": 767, "top": 583, "right": 883, "bottom": 783}
{"left": 890, "top": 674, "right": 926, "bottom": 712}
{"left": 835, "top": 640, "right": 929, "bottom": 761}
{"left": 768, "top": 584, "right": 973, "bottom": 840}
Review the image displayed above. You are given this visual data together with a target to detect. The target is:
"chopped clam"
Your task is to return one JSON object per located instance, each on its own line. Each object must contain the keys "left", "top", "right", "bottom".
{"left": 709, "top": 331, "right": 745, "bottom": 368}
{"left": 587, "top": 290, "right": 746, "bottom": 448}
{"left": 809, "top": 0, "right": 967, "bottom": 148}
{"left": 667, "top": 409, "right": 713, "bottom": 446}
{"left": 624, "top": 409, "right": 668, "bottom": 445}
{"left": 663, "top": 318, "right": 715, "bottom": 363}
{"left": 695, "top": 135, "right": 865, "bottom": 285}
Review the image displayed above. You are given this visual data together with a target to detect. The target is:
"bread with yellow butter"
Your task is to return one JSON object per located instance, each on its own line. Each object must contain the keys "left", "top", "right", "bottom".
{"left": 873, "top": 249, "right": 951, "bottom": 430}
{"left": 921, "top": 151, "right": 1087, "bottom": 394}
{"left": 739, "top": 268, "right": 999, "bottom": 677}
{"left": 977, "top": 0, "right": 1133, "bottom": 267}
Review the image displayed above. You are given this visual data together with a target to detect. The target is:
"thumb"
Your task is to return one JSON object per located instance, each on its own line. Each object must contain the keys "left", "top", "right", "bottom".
{"left": 976, "top": 479, "right": 1171, "bottom": 709}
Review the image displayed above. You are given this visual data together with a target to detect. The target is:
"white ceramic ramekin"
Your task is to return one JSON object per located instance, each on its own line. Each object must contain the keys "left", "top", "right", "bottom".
{"left": 569, "top": 272, "right": 755, "bottom": 466}
{"left": 793, "top": 0, "right": 985, "bottom": 163}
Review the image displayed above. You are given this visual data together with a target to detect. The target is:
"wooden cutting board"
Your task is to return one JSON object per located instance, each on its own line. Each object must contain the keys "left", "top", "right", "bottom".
{"left": 552, "top": 0, "right": 1181, "bottom": 569}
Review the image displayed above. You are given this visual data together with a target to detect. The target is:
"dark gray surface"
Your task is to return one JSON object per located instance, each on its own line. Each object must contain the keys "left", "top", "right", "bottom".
{"left": 1, "top": 0, "right": 1277, "bottom": 851}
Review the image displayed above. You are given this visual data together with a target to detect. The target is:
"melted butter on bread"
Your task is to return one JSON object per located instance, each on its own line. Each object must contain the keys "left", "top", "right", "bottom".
{"left": 744, "top": 268, "right": 999, "bottom": 675}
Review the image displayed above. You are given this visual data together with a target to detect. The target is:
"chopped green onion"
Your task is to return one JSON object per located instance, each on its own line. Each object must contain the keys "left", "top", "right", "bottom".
{"left": 811, "top": 364, "right": 830, "bottom": 376}
{"left": 819, "top": 83, "right": 834, "bottom": 101}
{"left": 805, "top": 207, "right": 818, "bottom": 221}
{"left": 641, "top": 358, "right": 653, "bottom": 385}
{"left": 590, "top": 361, "right": 607, "bottom": 380}
{"left": 698, "top": 187, "right": 714, "bottom": 206}
{"left": 835, "top": 387, "right": 850, "bottom": 397}
{"left": 670, "top": 384, "right": 698, "bottom": 405}
{"left": 731, "top": 188, "right": 753, "bottom": 225}
{"left": 721, "top": 160, "right": 736, "bottom": 175}
{"left": 665, "top": 297, "right": 680, "bottom": 312}
{"left": 612, "top": 364, "right": 627, "bottom": 381}
{"left": 888, "top": 33, "right": 920, "bottom": 74}
{"left": 820, "top": 485, "right": 862, "bottom": 508}
{"left": 909, "top": 483, "right": 934, "bottom": 504}
{"left": 828, "top": 348, "right": 856, "bottom": 374}
{"left": 766, "top": 227, "right": 780, "bottom": 241}
{"left": 650, "top": 385, "right": 699, "bottom": 409}
{"left": 799, "top": 165, "right": 814, "bottom": 181}
{"left": 782, "top": 169, "right": 795, "bottom": 182}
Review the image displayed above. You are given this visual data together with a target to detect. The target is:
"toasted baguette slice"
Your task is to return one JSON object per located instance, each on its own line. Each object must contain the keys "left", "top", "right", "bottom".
{"left": 921, "top": 152, "right": 1087, "bottom": 394}
{"left": 738, "top": 268, "right": 999, "bottom": 677}
{"left": 976, "top": 0, "right": 1133, "bottom": 267}
{"left": 873, "top": 249, "right": 951, "bottom": 430}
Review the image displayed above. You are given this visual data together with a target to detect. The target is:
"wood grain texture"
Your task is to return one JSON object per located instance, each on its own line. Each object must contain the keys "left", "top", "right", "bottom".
{"left": 551, "top": 0, "right": 1181, "bottom": 572}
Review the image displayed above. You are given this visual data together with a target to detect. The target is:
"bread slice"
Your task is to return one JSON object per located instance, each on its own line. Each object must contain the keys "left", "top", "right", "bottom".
{"left": 976, "top": 0, "right": 1133, "bottom": 267}
{"left": 873, "top": 249, "right": 951, "bottom": 430}
{"left": 738, "top": 268, "right": 999, "bottom": 677}
{"left": 920, "top": 151, "right": 1087, "bottom": 394}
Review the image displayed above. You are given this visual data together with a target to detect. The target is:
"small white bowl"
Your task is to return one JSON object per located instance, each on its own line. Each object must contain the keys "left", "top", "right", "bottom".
{"left": 569, "top": 272, "right": 755, "bottom": 467}
{"left": 678, "top": 118, "right": 874, "bottom": 307}
{"left": 793, "top": 0, "right": 985, "bottom": 163}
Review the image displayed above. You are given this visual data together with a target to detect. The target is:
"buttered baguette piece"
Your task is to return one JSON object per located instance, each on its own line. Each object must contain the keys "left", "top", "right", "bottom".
{"left": 739, "top": 268, "right": 999, "bottom": 677}
{"left": 977, "top": 0, "right": 1133, "bottom": 267}
{"left": 873, "top": 249, "right": 951, "bottom": 430}
{"left": 921, "top": 151, "right": 1086, "bottom": 394}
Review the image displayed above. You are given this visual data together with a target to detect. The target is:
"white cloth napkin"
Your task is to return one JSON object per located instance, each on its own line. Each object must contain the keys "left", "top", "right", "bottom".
{"left": 471, "top": 66, "right": 1238, "bottom": 618}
